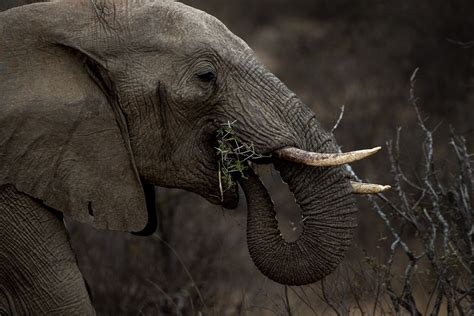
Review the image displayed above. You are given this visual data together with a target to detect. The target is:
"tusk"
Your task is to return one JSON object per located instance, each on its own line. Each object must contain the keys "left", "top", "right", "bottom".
{"left": 274, "top": 146, "right": 382, "bottom": 167}
{"left": 351, "top": 181, "right": 391, "bottom": 194}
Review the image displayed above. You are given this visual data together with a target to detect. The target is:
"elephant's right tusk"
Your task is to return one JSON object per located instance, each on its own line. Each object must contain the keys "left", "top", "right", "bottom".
{"left": 351, "top": 182, "right": 391, "bottom": 194}
{"left": 274, "top": 146, "right": 381, "bottom": 167}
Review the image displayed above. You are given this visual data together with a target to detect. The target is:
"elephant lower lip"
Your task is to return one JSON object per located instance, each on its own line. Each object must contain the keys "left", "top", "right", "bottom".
{"left": 218, "top": 184, "right": 239, "bottom": 209}
{"left": 222, "top": 195, "right": 239, "bottom": 209}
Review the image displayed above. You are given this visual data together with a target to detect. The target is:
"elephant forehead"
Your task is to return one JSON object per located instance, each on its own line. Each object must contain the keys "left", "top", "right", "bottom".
{"left": 126, "top": 0, "right": 250, "bottom": 55}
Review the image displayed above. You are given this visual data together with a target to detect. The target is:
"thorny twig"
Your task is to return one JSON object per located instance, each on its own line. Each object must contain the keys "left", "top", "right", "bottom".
{"left": 151, "top": 234, "right": 208, "bottom": 312}
{"left": 331, "top": 105, "right": 345, "bottom": 133}
{"left": 324, "top": 68, "right": 473, "bottom": 315}
{"left": 370, "top": 69, "right": 470, "bottom": 315}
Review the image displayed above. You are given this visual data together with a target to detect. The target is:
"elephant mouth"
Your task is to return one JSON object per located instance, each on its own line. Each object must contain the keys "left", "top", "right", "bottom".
{"left": 218, "top": 181, "right": 240, "bottom": 209}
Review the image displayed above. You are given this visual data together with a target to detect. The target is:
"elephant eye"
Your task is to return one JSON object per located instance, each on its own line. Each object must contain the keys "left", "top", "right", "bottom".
{"left": 196, "top": 71, "right": 216, "bottom": 83}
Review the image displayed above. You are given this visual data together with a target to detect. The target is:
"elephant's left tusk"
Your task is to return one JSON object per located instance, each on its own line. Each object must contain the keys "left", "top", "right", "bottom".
{"left": 351, "top": 182, "right": 391, "bottom": 194}
{"left": 274, "top": 146, "right": 381, "bottom": 167}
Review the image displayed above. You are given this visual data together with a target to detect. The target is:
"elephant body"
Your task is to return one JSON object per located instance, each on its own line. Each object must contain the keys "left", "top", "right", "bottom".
{"left": 0, "top": 0, "right": 385, "bottom": 313}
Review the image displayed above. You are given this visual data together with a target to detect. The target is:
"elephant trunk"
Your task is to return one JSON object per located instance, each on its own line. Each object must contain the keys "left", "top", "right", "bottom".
{"left": 239, "top": 112, "right": 357, "bottom": 285}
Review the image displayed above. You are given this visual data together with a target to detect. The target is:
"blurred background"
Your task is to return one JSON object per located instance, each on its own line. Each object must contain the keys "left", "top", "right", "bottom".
{"left": 62, "top": 0, "right": 473, "bottom": 314}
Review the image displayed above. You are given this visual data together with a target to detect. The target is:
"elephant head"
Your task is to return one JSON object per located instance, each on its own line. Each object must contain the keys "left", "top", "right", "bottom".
{"left": 0, "top": 0, "right": 388, "bottom": 285}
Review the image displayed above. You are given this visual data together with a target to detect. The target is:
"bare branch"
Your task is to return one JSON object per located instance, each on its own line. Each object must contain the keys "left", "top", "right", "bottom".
{"left": 331, "top": 105, "right": 345, "bottom": 133}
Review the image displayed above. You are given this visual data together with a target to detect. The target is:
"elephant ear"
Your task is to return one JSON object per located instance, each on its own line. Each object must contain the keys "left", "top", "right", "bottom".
{"left": 0, "top": 3, "right": 149, "bottom": 232}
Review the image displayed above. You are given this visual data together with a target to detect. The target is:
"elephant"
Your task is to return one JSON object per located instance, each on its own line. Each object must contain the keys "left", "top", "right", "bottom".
{"left": 0, "top": 0, "right": 390, "bottom": 314}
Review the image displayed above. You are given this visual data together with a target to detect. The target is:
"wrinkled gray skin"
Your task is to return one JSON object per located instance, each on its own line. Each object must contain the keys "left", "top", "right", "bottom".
{"left": 0, "top": 0, "right": 357, "bottom": 314}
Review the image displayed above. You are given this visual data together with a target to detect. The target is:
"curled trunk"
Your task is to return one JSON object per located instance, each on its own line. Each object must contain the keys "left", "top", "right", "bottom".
{"left": 239, "top": 121, "right": 357, "bottom": 285}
